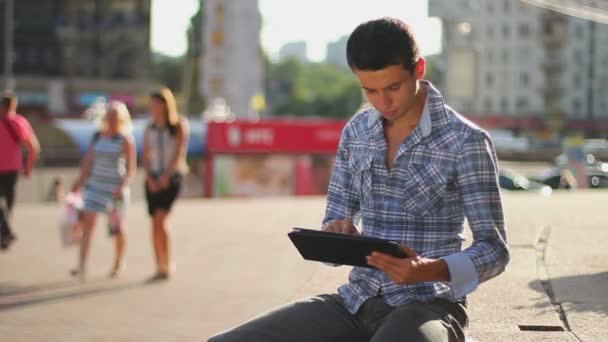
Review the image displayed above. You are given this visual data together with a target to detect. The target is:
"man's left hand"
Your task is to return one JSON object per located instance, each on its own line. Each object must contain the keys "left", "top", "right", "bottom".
{"left": 366, "top": 246, "right": 449, "bottom": 285}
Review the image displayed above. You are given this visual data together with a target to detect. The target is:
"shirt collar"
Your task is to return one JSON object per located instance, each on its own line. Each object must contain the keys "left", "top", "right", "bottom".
{"left": 366, "top": 81, "right": 436, "bottom": 138}
{"left": 419, "top": 97, "right": 432, "bottom": 137}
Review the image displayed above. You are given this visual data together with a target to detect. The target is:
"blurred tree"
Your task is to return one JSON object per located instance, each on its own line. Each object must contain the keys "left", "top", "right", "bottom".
{"left": 183, "top": 1, "right": 205, "bottom": 115}
{"left": 424, "top": 54, "right": 443, "bottom": 88}
{"left": 266, "top": 58, "right": 362, "bottom": 118}
{"left": 151, "top": 53, "right": 185, "bottom": 92}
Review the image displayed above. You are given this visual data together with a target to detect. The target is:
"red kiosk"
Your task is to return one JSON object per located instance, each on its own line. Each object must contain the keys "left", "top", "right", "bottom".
{"left": 205, "top": 119, "right": 347, "bottom": 198}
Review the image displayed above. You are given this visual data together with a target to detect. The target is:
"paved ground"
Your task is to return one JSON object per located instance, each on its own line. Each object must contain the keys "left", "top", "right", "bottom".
{"left": 0, "top": 191, "right": 606, "bottom": 341}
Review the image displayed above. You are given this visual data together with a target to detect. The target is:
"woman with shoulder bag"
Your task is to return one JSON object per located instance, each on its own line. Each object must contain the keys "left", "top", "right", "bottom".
{"left": 71, "top": 101, "right": 136, "bottom": 280}
{"left": 144, "top": 88, "right": 189, "bottom": 281}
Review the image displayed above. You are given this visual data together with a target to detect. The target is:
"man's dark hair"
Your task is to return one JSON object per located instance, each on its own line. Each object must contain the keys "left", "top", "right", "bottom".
{"left": 346, "top": 17, "right": 420, "bottom": 73}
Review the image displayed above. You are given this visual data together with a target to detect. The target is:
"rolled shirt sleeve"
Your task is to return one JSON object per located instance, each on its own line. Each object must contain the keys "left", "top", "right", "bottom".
{"left": 322, "top": 125, "right": 361, "bottom": 229}
{"left": 446, "top": 130, "right": 510, "bottom": 298}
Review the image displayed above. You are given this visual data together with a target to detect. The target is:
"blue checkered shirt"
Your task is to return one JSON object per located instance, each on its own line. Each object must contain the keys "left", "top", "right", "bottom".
{"left": 322, "top": 81, "right": 510, "bottom": 314}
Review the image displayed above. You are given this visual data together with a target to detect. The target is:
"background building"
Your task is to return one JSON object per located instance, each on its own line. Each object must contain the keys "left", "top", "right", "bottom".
{"left": 278, "top": 41, "right": 308, "bottom": 63}
{"left": 201, "top": 0, "right": 264, "bottom": 119}
{"left": 0, "top": 0, "right": 155, "bottom": 115}
{"left": 325, "top": 35, "right": 349, "bottom": 68}
{"left": 429, "top": 0, "right": 608, "bottom": 138}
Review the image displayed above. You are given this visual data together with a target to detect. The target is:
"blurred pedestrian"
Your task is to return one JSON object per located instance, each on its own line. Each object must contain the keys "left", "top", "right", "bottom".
{"left": 143, "top": 88, "right": 189, "bottom": 281}
{"left": 47, "top": 177, "right": 64, "bottom": 202}
{"left": 0, "top": 93, "right": 40, "bottom": 250}
{"left": 70, "top": 101, "right": 136, "bottom": 280}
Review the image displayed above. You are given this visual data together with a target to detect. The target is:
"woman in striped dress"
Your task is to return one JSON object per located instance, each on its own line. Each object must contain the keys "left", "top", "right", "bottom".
{"left": 71, "top": 101, "right": 136, "bottom": 280}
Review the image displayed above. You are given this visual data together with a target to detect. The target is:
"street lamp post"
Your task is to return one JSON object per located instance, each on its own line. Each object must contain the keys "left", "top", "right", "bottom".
{"left": 3, "top": 0, "right": 14, "bottom": 91}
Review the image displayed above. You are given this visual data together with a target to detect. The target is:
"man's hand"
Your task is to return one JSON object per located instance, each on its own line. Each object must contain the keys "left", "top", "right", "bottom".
{"left": 366, "top": 246, "right": 450, "bottom": 285}
{"left": 324, "top": 220, "right": 360, "bottom": 235}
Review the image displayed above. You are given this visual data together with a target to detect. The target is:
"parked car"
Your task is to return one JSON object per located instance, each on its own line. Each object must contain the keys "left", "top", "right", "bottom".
{"left": 531, "top": 165, "right": 608, "bottom": 189}
{"left": 499, "top": 169, "right": 552, "bottom": 194}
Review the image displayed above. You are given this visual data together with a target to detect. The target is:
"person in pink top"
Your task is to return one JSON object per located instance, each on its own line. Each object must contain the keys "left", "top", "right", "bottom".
{"left": 0, "top": 93, "right": 40, "bottom": 250}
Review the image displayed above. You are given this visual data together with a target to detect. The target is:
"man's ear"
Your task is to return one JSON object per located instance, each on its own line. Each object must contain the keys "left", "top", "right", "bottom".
{"left": 415, "top": 58, "right": 426, "bottom": 80}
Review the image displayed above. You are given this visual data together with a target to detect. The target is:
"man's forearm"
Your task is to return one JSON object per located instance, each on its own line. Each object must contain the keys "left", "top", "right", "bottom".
{"left": 414, "top": 257, "right": 450, "bottom": 283}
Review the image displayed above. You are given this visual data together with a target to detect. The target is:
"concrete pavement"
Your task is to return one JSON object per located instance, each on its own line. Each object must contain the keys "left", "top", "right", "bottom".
{"left": 0, "top": 191, "right": 606, "bottom": 341}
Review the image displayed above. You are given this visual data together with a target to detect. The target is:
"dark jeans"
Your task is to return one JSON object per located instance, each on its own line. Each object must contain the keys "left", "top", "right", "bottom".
{"left": 0, "top": 171, "right": 18, "bottom": 241}
{"left": 208, "top": 294, "right": 468, "bottom": 342}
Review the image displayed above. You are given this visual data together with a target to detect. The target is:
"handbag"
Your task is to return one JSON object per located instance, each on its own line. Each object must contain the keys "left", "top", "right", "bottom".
{"left": 60, "top": 192, "right": 83, "bottom": 247}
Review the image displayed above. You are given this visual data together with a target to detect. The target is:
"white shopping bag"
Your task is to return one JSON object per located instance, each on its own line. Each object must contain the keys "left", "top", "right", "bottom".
{"left": 60, "top": 192, "right": 83, "bottom": 247}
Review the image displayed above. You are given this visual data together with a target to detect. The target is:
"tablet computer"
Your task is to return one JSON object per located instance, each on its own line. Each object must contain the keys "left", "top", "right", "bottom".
{"left": 288, "top": 227, "right": 406, "bottom": 269}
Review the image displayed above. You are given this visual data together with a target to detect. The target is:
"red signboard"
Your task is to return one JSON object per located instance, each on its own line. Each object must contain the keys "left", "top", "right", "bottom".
{"left": 207, "top": 119, "right": 347, "bottom": 154}
{"left": 567, "top": 119, "right": 608, "bottom": 130}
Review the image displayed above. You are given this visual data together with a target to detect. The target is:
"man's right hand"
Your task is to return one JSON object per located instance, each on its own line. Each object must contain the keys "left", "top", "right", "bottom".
{"left": 324, "top": 220, "right": 360, "bottom": 235}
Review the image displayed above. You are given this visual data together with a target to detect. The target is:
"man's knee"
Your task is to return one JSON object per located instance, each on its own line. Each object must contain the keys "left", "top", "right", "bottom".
{"left": 206, "top": 336, "right": 220, "bottom": 342}
{"left": 412, "top": 320, "right": 449, "bottom": 341}
{"left": 373, "top": 320, "right": 449, "bottom": 342}
{"left": 207, "top": 333, "right": 226, "bottom": 342}
{"left": 373, "top": 304, "right": 454, "bottom": 342}
{"left": 207, "top": 331, "right": 244, "bottom": 342}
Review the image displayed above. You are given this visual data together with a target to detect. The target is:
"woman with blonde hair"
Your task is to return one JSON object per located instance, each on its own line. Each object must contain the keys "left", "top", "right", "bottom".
{"left": 144, "top": 88, "right": 189, "bottom": 281}
{"left": 71, "top": 101, "right": 136, "bottom": 280}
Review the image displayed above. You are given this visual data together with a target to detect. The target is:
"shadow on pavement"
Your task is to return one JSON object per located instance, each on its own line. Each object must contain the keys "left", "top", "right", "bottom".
{"left": 0, "top": 279, "right": 147, "bottom": 311}
{"left": 0, "top": 280, "right": 80, "bottom": 297}
{"left": 528, "top": 271, "right": 608, "bottom": 316}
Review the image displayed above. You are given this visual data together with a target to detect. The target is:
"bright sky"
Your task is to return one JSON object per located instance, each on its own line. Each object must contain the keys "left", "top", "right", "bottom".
{"left": 151, "top": 0, "right": 441, "bottom": 60}
{"left": 150, "top": 0, "right": 200, "bottom": 57}
{"left": 260, "top": 0, "right": 441, "bottom": 61}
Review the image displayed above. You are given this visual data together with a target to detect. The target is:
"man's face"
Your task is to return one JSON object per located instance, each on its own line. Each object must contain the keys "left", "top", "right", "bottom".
{"left": 353, "top": 60, "right": 425, "bottom": 123}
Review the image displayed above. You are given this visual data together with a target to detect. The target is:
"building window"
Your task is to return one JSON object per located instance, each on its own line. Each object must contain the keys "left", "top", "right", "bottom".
{"left": 486, "top": 73, "right": 494, "bottom": 86}
{"left": 520, "top": 72, "right": 530, "bottom": 86}
{"left": 487, "top": 50, "right": 494, "bottom": 63}
{"left": 516, "top": 97, "right": 529, "bottom": 111}
{"left": 573, "top": 99, "right": 582, "bottom": 114}
{"left": 487, "top": 25, "right": 494, "bottom": 38}
{"left": 503, "top": 49, "right": 510, "bottom": 64}
{"left": 504, "top": 0, "right": 511, "bottom": 12}
{"left": 484, "top": 98, "right": 493, "bottom": 111}
{"left": 573, "top": 74, "right": 582, "bottom": 88}
{"left": 518, "top": 48, "right": 531, "bottom": 63}
{"left": 488, "top": 2, "right": 495, "bottom": 13}
{"left": 503, "top": 24, "right": 510, "bottom": 38}
{"left": 518, "top": 23, "right": 530, "bottom": 37}
{"left": 501, "top": 97, "right": 509, "bottom": 113}
{"left": 575, "top": 24, "right": 585, "bottom": 39}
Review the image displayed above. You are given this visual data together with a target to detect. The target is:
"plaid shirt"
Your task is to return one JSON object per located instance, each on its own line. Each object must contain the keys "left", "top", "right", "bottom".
{"left": 322, "top": 81, "right": 509, "bottom": 314}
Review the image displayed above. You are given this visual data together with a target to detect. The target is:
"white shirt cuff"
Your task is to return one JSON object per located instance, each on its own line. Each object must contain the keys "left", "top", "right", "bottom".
{"left": 442, "top": 252, "right": 479, "bottom": 299}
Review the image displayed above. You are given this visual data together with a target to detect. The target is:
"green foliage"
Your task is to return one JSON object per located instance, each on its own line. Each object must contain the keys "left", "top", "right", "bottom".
{"left": 266, "top": 58, "right": 363, "bottom": 118}
{"left": 424, "top": 54, "right": 442, "bottom": 87}
{"left": 151, "top": 53, "right": 185, "bottom": 92}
